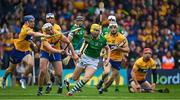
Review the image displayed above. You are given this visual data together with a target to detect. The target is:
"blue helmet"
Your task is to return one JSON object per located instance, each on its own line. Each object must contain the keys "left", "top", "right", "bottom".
{"left": 23, "top": 15, "right": 35, "bottom": 22}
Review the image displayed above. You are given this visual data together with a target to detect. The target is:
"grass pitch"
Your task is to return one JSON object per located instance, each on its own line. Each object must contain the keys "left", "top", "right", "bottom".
{"left": 0, "top": 85, "right": 180, "bottom": 100}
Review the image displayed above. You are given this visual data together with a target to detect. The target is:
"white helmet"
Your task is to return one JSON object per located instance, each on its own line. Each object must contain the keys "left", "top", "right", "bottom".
{"left": 43, "top": 23, "right": 52, "bottom": 30}
{"left": 109, "top": 21, "right": 118, "bottom": 28}
{"left": 108, "top": 15, "right": 116, "bottom": 22}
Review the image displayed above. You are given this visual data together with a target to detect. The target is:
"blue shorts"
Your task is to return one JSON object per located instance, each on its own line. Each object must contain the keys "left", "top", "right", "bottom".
{"left": 40, "top": 50, "right": 62, "bottom": 62}
{"left": 10, "top": 48, "right": 31, "bottom": 64}
{"left": 138, "top": 80, "right": 146, "bottom": 85}
{"left": 109, "top": 59, "right": 121, "bottom": 70}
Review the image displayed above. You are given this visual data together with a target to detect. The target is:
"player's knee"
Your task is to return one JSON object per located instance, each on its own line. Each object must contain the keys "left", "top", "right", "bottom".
{"left": 112, "top": 72, "right": 118, "bottom": 77}
{"left": 83, "top": 77, "right": 91, "bottom": 82}
{"left": 40, "top": 67, "right": 47, "bottom": 75}
{"left": 71, "top": 76, "right": 78, "bottom": 81}
{"left": 151, "top": 83, "right": 156, "bottom": 90}
{"left": 104, "top": 69, "right": 110, "bottom": 75}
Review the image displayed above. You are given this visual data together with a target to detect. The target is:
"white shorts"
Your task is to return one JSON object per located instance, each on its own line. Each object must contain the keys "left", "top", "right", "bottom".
{"left": 77, "top": 54, "right": 99, "bottom": 70}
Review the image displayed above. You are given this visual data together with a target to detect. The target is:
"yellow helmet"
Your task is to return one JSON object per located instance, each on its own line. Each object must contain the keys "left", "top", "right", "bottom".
{"left": 90, "top": 24, "right": 100, "bottom": 33}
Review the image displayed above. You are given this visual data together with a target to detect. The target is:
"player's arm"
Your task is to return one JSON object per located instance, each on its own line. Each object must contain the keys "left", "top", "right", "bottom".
{"left": 59, "top": 34, "right": 77, "bottom": 58}
{"left": 79, "top": 40, "right": 88, "bottom": 56}
{"left": 43, "top": 41, "right": 64, "bottom": 54}
{"left": 114, "top": 39, "right": 129, "bottom": 53}
{"left": 28, "top": 30, "right": 47, "bottom": 38}
{"left": 131, "top": 63, "right": 140, "bottom": 86}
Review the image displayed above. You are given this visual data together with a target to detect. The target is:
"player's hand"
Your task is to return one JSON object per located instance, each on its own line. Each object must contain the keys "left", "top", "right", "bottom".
{"left": 58, "top": 50, "right": 65, "bottom": 54}
{"left": 72, "top": 54, "right": 79, "bottom": 61}
{"left": 136, "top": 84, "right": 141, "bottom": 90}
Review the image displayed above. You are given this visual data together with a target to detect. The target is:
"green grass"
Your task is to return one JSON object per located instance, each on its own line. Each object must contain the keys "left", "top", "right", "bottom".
{"left": 0, "top": 85, "right": 180, "bottom": 100}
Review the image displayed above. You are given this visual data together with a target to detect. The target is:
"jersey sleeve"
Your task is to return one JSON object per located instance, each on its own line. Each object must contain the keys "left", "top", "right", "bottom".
{"left": 117, "top": 35, "right": 128, "bottom": 48}
{"left": 133, "top": 60, "right": 140, "bottom": 70}
{"left": 26, "top": 28, "right": 34, "bottom": 35}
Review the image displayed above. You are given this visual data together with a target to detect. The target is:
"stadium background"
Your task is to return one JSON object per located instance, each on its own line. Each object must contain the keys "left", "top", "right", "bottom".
{"left": 0, "top": 0, "right": 180, "bottom": 99}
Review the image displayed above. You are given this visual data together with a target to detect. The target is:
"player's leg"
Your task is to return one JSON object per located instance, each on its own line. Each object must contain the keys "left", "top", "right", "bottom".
{"left": 52, "top": 61, "right": 63, "bottom": 94}
{"left": 66, "top": 54, "right": 99, "bottom": 96}
{"left": 64, "top": 64, "right": 84, "bottom": 92}
{"left": 64, "top": 55, "right": 84, "bottom": 92}
{"left": 20, "top": 54, "right": 34, "bottom": 89}
{"left": 141, "top": 81, "right": 156, "bottom": 93}
{"left": 115, "top": 73, "right": 120, "bottom": 92}
{"left": 37, "top": 58, "right": 49, "bottom": 96}
{"left": 67, "top": 66, "right": 96, "bottom": 96}
{"left": 45, "top": 62, "right": 53, "bottom": 94}
{"left": 1, "top": 49, "right": 21, "bottom": 88}
{"left": 1, "top": 62, "right": 17, "bottom": 88}
{"left": 96, "top": 63, "right": 110, "bottom": 89}
{"left": 128, "top": 80, "right": 141, "bottom": 93}
{"left": 99, "top": 67, "right": 119, "bottom": 94}
{"left": 22, "top": 54, "right": 34, "bottom": 77}
{"left": 45, "top": 63, "right": 51, "bottom": 84}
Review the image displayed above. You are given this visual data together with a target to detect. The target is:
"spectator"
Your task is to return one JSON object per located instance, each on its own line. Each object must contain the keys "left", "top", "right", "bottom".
{"left": 152, "top": 53, "right": 162, "bottom": 69}
{"left": 2, "top": 33, "right": 14, "bottom": 69}
{"left": 162, "top": 51, "right": 175, "bottom": 70}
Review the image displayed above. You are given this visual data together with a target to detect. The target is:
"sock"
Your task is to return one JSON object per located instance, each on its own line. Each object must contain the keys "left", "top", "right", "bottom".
{"left": 69, "top": 80, "right": 85, "bottom": 94}
{"left": 21, "top": 75, "right": 27, "bottom": 80}
{"left": 115, "top": 85, "right": 119, "bottom": 90}
{"left": 4, "top": 73, "right": 10, "bottom": 80}
{"left": 157, "top": 89, "right": 163, "bottom": 93}
{"left": 38, "top": 87, "right": 43, "bottom": 92}
{"left": 98, "top": 80, "right": 104, "bottom": 86}
{"left": 3, "top": 77, "right": 6, "bottom": 80}
{"left": 102, "top": 73, "right": 108, "bottom": 81}
{"left": 58, "top": 82, "right": 62, "bottom": 88}
{"left": 98, "top": 73, "right": 108, "bottom": 86}
{"left": 47, "top": 83, "right": 52, "bottom": 88}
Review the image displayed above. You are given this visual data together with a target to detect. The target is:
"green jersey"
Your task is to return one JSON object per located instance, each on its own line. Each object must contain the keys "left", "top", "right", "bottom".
{"left": 102, "top": 26, "right": 124, "bottom": 36}
{"left": 84, "top": 35, "right": 107, "bottom": 58}
{"left": 70, "top": 25, "right": 85, "bottom": 50}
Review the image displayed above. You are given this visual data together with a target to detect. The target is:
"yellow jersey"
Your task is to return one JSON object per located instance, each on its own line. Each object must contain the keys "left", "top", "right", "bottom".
{"left": 133, "top": 57, "right": 156, "bottom": 81}
{"left": 104, "top": 32, "right": 128, "bottom": 61}
{"left": 41, "top": 29, "right": 63, "bottom": 52}
{"left": 3, "top": 38, "right": 14, "bottom": 51}
{"left": 53, "top": 23, "right": 61, "bottom": 32}
{"left": 14, "top": 24, "right": 34, "bottom": 52}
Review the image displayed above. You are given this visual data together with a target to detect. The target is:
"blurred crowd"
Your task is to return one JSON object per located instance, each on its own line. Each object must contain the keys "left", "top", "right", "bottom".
{"left": 0, "top": 0, "right": 179, "bottom": 71}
